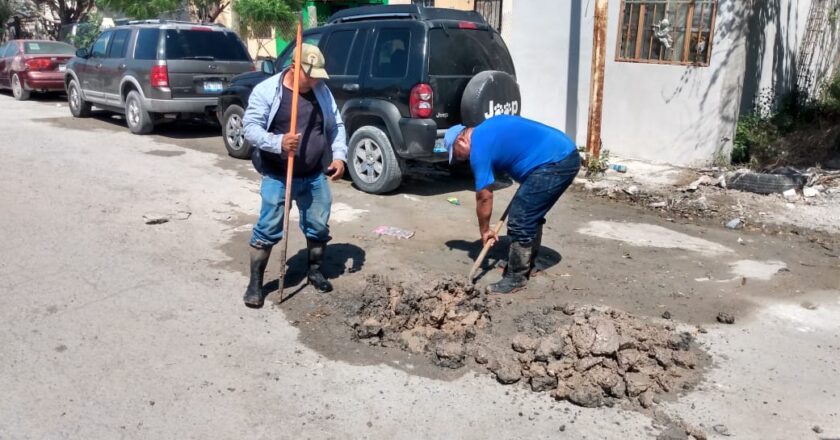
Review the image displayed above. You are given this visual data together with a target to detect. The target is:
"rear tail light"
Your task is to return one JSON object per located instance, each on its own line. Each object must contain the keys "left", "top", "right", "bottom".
{"left": 410, "top": 83, "right": 434, "bottom": 119}
{"left": 458, "top": 21, "right": 478, "bottom": 29}
{"left": 25, "top": 58, "right": 52, "bottom": 71}
{"left": 150, "top": 64, "right": 169, "bottom": 88}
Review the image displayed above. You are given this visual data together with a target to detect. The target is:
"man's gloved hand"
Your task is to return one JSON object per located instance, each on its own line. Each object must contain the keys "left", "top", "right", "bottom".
{"left": 327, "top": 160, "right": 345, "bottom": 181}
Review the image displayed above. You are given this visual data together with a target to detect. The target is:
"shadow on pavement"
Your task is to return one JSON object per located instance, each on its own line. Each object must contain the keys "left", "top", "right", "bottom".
{"left": 263, "top": 242, "right": 366, "bottom": 302}
{"left": 445, "top": 238, "right": 562, "bottom": 282}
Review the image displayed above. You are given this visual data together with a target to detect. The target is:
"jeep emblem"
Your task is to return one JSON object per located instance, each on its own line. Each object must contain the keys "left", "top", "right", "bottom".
{"left": 484, "top": 100, "right": 519, "bottom": 119}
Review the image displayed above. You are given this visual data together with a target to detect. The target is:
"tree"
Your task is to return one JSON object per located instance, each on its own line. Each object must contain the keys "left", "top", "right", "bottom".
{"left": 234, "top": 0, "right": 302, "bottom": 40}
{"left": 98, "top": 0, "right": 230, "bottom": 22}
{"left": 30, "top": 0, "right": 96, "bottom": 39}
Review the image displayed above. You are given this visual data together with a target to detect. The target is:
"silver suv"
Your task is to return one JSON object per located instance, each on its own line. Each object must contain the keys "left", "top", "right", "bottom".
{"left": 64, "top": 20, "right": 254, "bottom": 134}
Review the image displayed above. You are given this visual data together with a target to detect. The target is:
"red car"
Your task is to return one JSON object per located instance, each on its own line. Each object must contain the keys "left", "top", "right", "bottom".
{"left": 0, "top": 39, "right": 75, "bottom": 100}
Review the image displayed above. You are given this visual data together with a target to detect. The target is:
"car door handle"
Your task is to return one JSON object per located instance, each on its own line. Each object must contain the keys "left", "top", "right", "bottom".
{"left": 118, "top": 64, "right": 126, "bottom": 70}
{"left": 342, "top": 83, "right": 360, "bottom": 92}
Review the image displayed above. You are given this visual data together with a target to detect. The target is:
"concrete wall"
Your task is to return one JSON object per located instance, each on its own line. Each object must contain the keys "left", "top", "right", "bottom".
{"left": 508, "top": 0, "right": 833, "bottom": 166}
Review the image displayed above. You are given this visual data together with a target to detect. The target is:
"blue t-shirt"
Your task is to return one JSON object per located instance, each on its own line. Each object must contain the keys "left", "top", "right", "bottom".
{"left": 469, "top": 115, "right": 577, "bottom": 191}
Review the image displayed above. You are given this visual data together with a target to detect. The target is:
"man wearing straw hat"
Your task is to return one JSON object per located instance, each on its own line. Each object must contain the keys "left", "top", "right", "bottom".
{"left": 241, "top": 43, "right": 347, "bottom": 308}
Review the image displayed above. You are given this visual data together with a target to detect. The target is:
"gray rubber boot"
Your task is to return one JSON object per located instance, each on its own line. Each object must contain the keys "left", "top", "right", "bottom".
{"left": 243, "top": 246, "right": 272, "bottom": 308}
{"left": 306, "top": 239, "right": 333, "bottom": 293}
{"left": 489, "top": 241, "right": 533, "bottom": 294}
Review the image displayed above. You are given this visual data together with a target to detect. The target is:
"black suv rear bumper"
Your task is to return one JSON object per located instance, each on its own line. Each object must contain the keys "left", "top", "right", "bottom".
{"left": 398, "top": 118, "right": 448, "bottom": 162}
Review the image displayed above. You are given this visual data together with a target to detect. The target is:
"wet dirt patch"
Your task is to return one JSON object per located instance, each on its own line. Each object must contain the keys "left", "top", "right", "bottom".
{"left": 145, "top": 149, "right": 185, "bottom": 157}
{"left": 336, "top": 275, "right": 708, "bottom": 409}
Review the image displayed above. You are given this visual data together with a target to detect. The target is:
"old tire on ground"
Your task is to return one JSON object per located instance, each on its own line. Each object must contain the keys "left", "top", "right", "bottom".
{"left": 222, "top": 104, "right": 252, "bottom": 159}
{"left": 460, "top": 70, "right": 521, "bottom": 127}
{"left": 125, "top": 90, "right": 154, "bottom": 134}
{"left": 67, "top": 79, "right": 91, "bottom": 117}
{"left": 11, "top": 73, "right": 30, "bottom": 101}
{"left": 348, "top": 125, "right": 404, "bottom": 194}
{"left": 725, "top": 171, "right": 806, "bottom": 194}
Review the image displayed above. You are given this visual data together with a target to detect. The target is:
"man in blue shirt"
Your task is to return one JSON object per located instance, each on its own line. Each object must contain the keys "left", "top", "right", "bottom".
{"left": 241, "top": 44, "right": 347, "bottom": 307}
{"left": 445, "top": 115, "right": 581, "bottom": 294}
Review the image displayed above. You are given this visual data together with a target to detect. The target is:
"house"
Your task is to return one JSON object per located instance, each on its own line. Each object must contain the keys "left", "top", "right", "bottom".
{"left": 504, "top": 0, "right": 840, "bottom": 166}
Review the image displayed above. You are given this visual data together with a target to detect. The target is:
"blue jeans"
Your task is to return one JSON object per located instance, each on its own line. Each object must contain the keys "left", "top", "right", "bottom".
{"left": 250, "top": 173, "right": 332, "bottom": 249}
{"left": 507, "top": 152, "right": 581, "bottom": 243}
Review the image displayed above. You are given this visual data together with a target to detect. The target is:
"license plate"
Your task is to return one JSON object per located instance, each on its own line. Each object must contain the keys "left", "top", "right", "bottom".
{"left": 433, "top": 138, "right": 447, "bottom": 153}
{"left": 58, "top": 64, "right": 66, "bottom": 72}
{"left": 203, "top": 81, "right": 223, "bottom": 93}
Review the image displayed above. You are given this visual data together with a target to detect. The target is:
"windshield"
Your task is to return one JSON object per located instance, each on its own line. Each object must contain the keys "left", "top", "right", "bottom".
{"left": 24, "top": 41, "right": 75, "bottom": 55}
{"left": 164, "top": 29, "right": 251, "bottom": 61}
{"left": 429, "top": 28, "right": 514, "bottom": 76}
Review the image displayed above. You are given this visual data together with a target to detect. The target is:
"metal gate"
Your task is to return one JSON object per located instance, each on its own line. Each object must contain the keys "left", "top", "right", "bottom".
{"left": 474, "top": 0, "right": 503, "bottom": 32}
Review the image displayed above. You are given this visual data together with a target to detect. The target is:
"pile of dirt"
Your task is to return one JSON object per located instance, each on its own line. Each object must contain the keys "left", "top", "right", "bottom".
{"left": 349, "top": 276, "right": 706, "bottom": 409}
{"left": 480, "top": 306, "right": 703, "bottom": 409}
{"left": 349, "top": 275, "right": 490, "bottom": 369}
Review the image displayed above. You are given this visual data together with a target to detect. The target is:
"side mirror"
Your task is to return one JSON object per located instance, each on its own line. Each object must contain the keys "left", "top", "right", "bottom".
{"left": 75, "top": 48, "right": 88, "bottom": 58}
{"left": 260, "top": 59, "right": 275, "bottom": 75}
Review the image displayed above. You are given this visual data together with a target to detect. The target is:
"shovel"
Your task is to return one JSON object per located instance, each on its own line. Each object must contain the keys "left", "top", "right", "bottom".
{"left": 468, "top": 200, "right": 512, "bottom": 284}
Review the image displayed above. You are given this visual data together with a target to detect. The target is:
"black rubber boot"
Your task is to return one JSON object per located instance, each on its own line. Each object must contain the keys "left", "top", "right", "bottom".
{"left": 489, "top": 241, "right": 533, "bottom": 294}
{"left": 306, "top": 239, "right": 333, "bottom": 293}
{"left": 530, "top": 222, "right": 544, "bottom": 273}
{"left": 243, "top": 246, "right": 271, "bottom": 308}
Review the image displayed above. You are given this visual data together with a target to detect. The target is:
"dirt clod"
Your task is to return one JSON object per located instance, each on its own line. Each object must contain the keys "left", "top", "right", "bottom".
{"left": 716, "top": 312, "right": 736, "bottom": 324}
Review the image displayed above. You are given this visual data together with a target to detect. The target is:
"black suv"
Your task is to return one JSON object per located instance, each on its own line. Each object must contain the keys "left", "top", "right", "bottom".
{"left": 65, "top": 20, "right": 254, "bottom": 134}
{"left": 218, "top": 4, "right": 520, "bottom": 194}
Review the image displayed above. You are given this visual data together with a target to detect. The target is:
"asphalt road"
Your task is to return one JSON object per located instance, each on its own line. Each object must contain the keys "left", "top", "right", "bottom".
{"left": 1, "top": 93, "right": 838, "bottom": 439}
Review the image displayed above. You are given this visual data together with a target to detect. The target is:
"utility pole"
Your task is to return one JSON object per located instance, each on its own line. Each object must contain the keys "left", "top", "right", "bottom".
{"left": 586, "top": 0, "right": 608, "bottom": 160}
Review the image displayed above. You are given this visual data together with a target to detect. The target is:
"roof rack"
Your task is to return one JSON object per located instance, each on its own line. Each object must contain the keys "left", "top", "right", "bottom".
{"left": 327, "top": 4, "right": 486, "bottom": 25}
{"left": 125, "top": 19, "right": 225, "bottom": 27}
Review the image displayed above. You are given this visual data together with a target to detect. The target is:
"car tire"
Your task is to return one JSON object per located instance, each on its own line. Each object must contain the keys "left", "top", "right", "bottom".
{"left": 125, "top": 90, "right": 154, "bottom": 134}
{"left": 222, "top": 104, "right": 252, "bottom": 159}
{"left": 725, "top": 171, "right": 806, "bottom": 194}
{"left": 348, "top": 125, "right": 404, "bottom": 194}
{"left": 11, "top": 73, "right": 30, "bottom": 101}
{"left": 67, "top": 80, "right": 92, "bottom": 118}
{"left": 460, "top": 70, "right": 521, "bottom": 127}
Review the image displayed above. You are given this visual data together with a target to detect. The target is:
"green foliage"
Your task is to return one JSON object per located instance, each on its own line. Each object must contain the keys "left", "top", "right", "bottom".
{"left": 586, "top": 149, "right": 610, "bottom": 178}
{"left": 733, "top": 73, "right": 840, "bottom": 167}
{"left": 0, "top": 0, "right": 13, "bottom": 34}
{"left": 66, "top": 12, "right": 102, "bottom": 49}
{"left": 98, "top": 0, "right": 227, "bottom": 22}
{"left": 234, "top": 0, "right": 303, "bottom": 39}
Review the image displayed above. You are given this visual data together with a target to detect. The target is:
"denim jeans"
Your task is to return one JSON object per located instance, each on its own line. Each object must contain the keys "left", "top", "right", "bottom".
{"left": 250, "top": 173, "right": 332, "bottom": 249}
{"left": 507, "top": 151, "right": 581, "bottom": 243}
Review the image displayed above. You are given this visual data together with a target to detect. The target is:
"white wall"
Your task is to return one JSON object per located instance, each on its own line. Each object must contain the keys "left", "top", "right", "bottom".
{"left": 508, "top": 0, "right": 830, "bottom": 166}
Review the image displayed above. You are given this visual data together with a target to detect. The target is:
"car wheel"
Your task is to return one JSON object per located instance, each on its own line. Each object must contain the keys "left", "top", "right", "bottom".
{"left": 67, "top": 80, "right": 91, "bottom": 118}
{"left": 11, "top": 73, "right": 30, "bottom": 101}
{"left": 460, "top": 70, "right": 521, "bottom": 127}
{"left": 348, "top": 125, "right": 404, "bottom": 194}
{"left": 222, "top": 104, "right": 251, "bottom": 159}
{"left": 125, "top": 90, "right": 154, "bottom": 134}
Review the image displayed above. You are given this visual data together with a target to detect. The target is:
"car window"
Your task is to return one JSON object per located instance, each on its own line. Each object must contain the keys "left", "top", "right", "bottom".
{"left": 4, "top": 43, "right": 19, "bottom": 57}
{"left": 134, "top": 28, "right": 160, "bottom": 60}
{"left": 276, "top": 33, "right": 323, "bottom": 70}
{"left": 90, "top": 32, "right": 112, "bottom": 58}
{"left": 323, "top": 30, "right": 355, "bottom": 76}
{"left": 164, "top": 29, "right": 250, "bottom": 61}
{"left": 428, "top": 28, "right": 515, "bottom": 76}
{"left": 371, "top": 28, "right": 410, "bottom": 78}
{"left": 108, "top": 29, "right": 131, "bottom": 58}
{"left": 24, "top": 41, "right": 75, "bottom": 55}
{"left": 0, "top": 43, "right": 7, "bottom": 57}
{"left": 346, "top": 29, "right": 369, "bottom": 77}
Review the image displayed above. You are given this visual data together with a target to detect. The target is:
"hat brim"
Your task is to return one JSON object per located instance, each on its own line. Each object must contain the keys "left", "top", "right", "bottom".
{"left": 303, "top": 65, "right": 329, "bottom": 80}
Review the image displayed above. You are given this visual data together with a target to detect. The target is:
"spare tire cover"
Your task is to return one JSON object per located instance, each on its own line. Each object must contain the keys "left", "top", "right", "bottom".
{"left": 460, "top": 70, "right": 521, "bottom": 127}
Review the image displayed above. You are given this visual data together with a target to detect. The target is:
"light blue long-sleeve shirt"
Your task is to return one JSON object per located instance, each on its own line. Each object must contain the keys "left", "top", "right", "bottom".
{"left": 243, "top": 71, "right": 347, "bottom": 163}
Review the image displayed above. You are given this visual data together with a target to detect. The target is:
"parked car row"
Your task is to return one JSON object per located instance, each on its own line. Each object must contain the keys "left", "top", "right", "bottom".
{"left": 2, "top": 5, "right": 521, "bottom": 194}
